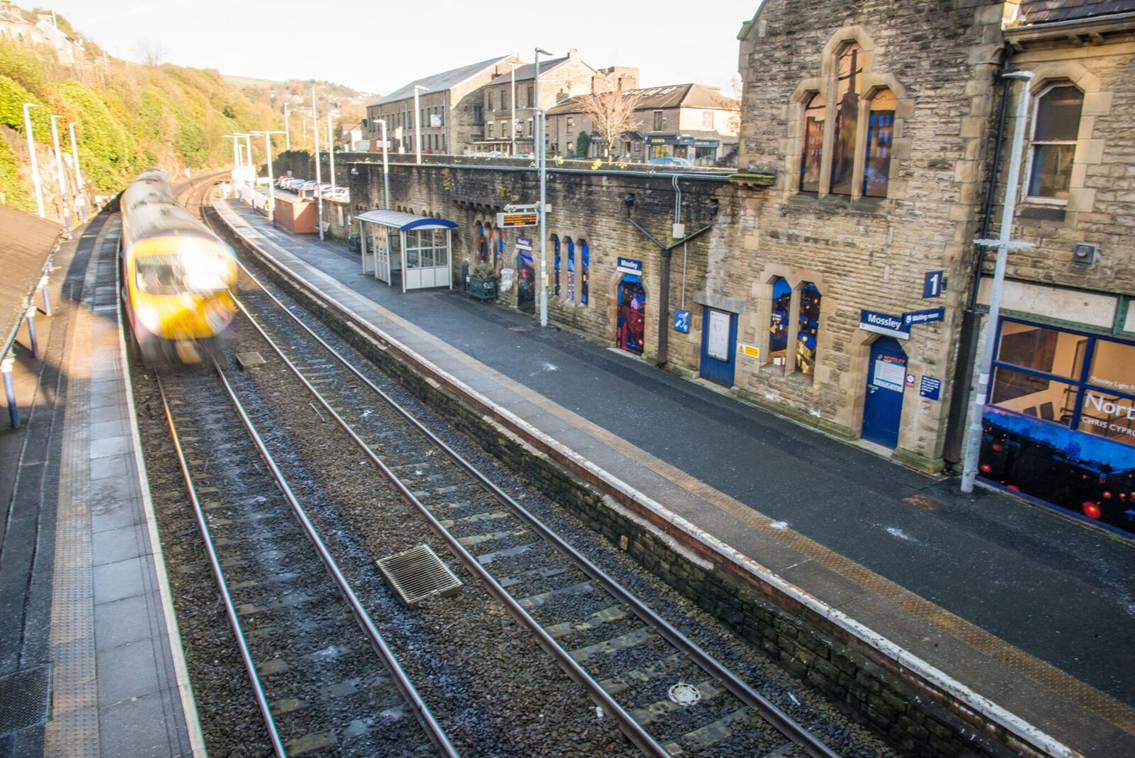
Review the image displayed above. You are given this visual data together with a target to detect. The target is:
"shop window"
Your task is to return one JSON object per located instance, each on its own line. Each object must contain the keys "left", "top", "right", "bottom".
{"left": 580, "top": 239, "right": 589, "bottom": 305}
{"left": 565, "top": 237, "right": 575, "bottom": 301}
{"left": 830, "top": 42, "right": 863, "bottom": 196}
{"left": 991, "top": 366, "right": 1077, "bottom": 422}
{"left": 863, "top": 89, "right": 895, "bottom": 198}
{"left": 552, "top": 234, "right": 561, "bottom": 297}
{"left": 1028, "top": 85, "right": 1083, "bottom": 201}
{"left": 799, "top": 92, "right": 825, "bottom": 193}
{"left": 796, "top": 282, "right": 821, "bottom": 376}
{"left": 996, "top": 322, "right": 1085, "bottom": 383}
{"left": 768, "top": 277, "right": 791, "bottom": 368}
{"left": 1088, "top": 339, "right": 1135, "bottom": 395}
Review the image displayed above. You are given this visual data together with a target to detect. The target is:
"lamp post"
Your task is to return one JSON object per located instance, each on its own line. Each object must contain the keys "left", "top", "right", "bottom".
{"left": 327, "top": 113, "right": 335, "bottom": 192}
{"left": 284, "top": 103, "right": 291, "bottom": 151}
{"left": 251, "top": 130, "right": 284, "bottom": 225}
{"left": 413, "top": 84, "right": 429, "bottom": 164}
{"left": 960, "top": 71, "right": 1035, "bottom": 493}
{"left": 23, "top": 103, "right": 44, "bottom": 217}
{"left": 533, "top": 47, "right": 552, "bottom": 328}
{"left": 68, "top": 121, "right": 86, "bottom": 223}
{"left": 375, "top": 118, "right": 390, "bottom": 210}
{"left": 49, "top": 115, "right": 71, "bottom": 238}
{"left": 244, "top": 133, "right": 254, "bottom": 184}
{"left": 311, "top": 85, "right": 324, "bottom": 241}
{"left": 509, "top": 61, "right": 519, "bottom": 157}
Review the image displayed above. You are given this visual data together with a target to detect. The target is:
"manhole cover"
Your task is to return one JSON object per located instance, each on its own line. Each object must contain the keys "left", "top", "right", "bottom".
{"left": 376, "top": 544, "right": 463, "bottom": 605}
{"left": 236, "top": 351, "right": 267, "bottom": 370}
{"left": 0, "top": 666, "right": 50, "bottom": 734}
{"left": 668, "top": 682, "right": 701, "bottom": 707}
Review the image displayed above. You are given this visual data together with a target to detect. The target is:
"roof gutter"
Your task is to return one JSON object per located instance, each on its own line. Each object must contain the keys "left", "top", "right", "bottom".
{"left": 1005, "top": 11, "right": 1135, "bottom": 37}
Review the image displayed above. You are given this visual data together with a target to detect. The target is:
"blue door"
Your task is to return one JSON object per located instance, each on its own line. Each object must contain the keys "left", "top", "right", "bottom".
{"left": 700, "top": 306, "right": 737, "bottom": 387}
{"left": 862, "top": 337, "right": 907, "bottom": 448}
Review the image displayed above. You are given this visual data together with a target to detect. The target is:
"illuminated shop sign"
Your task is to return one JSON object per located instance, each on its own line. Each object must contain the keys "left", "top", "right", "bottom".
{"left": 979, "top": 319, "right": 1135, "bottom": 537}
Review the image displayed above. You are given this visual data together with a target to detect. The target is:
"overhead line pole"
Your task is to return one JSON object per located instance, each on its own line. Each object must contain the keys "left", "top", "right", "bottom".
{"left": 534, "top": 47, "right": 552, "bottom": 328}
{"left": 312, "top": 86, "right": 324, "bottom": 241}
{"left": 23, "top": 103, "right": 44, "bottom": 217}
{"left": 50, "top": 115, "right": 71, "bottom": 238}
{"left": 68, "top": 121, "right": 86, "bottom": 223}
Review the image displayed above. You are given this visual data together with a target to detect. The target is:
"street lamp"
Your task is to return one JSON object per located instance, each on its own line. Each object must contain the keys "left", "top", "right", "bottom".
{"left": 532, "top": 47, "right": 553, "bottom": 328}
{"left": 22, "top": 103, "right": 44, "bottom": 217}
{"left": 251, "top": 130, "right": 284, "bottom": 225}
{"left": 68, "top": 121, "right": 86, "bottom": 223}
{"left": 413, "top": 84, "right": 429, "bottom": 165}
{"left": 508, "top": 61, "right": 520, "bottom": 157}
{"left": 373, "top": 118, "right": 391, "bottom": 210}
{"left": 311, "top": 85, "right": 324, "bottom": 241}
{"left": 50, "top": 115, "right": 71, "bottom": 238}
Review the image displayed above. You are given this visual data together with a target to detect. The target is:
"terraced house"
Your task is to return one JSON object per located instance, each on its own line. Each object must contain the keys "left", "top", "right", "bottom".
{"left": 728, "top": 0, "right": 1135, "bottom": 536}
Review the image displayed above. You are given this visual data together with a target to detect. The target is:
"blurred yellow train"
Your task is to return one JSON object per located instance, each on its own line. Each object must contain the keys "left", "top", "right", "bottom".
{"left": 120, "top": 169, "right": 237, "bottom": 365}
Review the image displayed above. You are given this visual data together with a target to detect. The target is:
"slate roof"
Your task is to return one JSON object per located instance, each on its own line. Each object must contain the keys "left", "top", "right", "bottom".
{"left": 373, "top": 55, "right": 513, "bottom": 106}
{"left": 494, "top": 56, "right": 570, "bottom": 84}
{"left": 0, "top": 205, "right": 61, "bottom": 349}
{"left": 547, "top": 84, "right": 724, "bottom": 116}
{"left": 1017, "top": 0, "right": 1135, "bottom": 25}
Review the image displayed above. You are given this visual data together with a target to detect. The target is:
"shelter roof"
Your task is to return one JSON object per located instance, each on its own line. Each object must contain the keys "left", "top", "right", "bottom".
{"left": 0, "top": 205, "right": 62, "bottom": 350}
{"left": 356, "top": 209, "right": 457, "bottom": 231}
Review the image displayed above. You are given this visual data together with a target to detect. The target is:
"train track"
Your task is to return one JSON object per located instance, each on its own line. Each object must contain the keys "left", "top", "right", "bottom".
{"left": 228, "top": 262, "right": 840, "bottom": 758}
{"left": 154, "top": 360, "right": 455, "bottom": 757}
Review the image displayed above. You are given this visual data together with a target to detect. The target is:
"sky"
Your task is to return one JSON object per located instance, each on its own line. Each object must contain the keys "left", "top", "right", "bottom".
{"left": 49, "top": 0, "right": 758, "bottom": 96}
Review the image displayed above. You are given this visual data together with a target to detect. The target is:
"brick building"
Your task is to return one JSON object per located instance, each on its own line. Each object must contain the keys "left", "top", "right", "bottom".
{"left": 364, "top": 55, "right": 519, "bottom": 157}
{"left": 474, "top": 50, "right": 631, "bottom": 155}
{"left": 546, "top": 83, "right": 739, "bottom": 165}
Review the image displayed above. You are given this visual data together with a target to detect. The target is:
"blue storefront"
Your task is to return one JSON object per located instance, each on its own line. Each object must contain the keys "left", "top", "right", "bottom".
{"left": 979, "top": 318, "right": 1135, "bottom": 537}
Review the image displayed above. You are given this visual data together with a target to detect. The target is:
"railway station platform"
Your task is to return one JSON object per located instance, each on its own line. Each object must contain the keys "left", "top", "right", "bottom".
{"left": 214, "top": 198, "right": 1135, "bottom": 757}
{"left": 0, "top": 212, "right": 200, "bottom": 757}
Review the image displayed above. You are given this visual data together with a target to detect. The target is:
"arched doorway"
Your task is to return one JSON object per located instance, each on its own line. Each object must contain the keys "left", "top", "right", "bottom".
{"left": 616, "top": 275, "right": 646, "bottom": 354}
{"left": 862, "top": 337, "right": 907, "bottom": 448}
{"left": 516, "top": 248, "right": 535, "bottom": 314}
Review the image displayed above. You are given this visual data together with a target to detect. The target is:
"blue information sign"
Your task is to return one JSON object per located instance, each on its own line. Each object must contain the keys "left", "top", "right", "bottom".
{"left": 673, "top": 309, "right": 690, "bottom": 333}
{"left": 903, "top": 307, "right": 945, "bottom": 328}
{"left": 919, "top": 376, "right": 942, "bottom": 401}
{"left": 924, "top": 271, "right": 944, "bottom": 298}
{"left": 617, "top": 257, "right": 643, "bottom": 275}
{"left": 859, "top": 309, "right": 909, "bottom": 339}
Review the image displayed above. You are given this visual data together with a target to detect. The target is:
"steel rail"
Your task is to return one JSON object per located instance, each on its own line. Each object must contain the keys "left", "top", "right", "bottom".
{"left": 208, "top": 360, "right": 461, "bottom": 758}
{"left": 231, "top": 292, "right": 674, "bottom": 758}
{"left": 236, "top": 261, "right": 840, "bottom": 757}
{"left": 155, "top": 373, "right": 287, "bottom": 758}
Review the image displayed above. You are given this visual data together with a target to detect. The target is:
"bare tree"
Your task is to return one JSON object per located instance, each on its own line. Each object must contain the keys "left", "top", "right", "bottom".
{"left": 715, "top": 75, "right": 743, "bottom": 134}
{"left": 578, "top": 89, "right": 642, "bottom": 160}
{"left": 134, "top": 40, "right": 166, "bottom": 66}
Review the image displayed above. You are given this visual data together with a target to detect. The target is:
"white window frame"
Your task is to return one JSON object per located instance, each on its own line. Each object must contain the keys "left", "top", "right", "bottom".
{"left": 1022, "top": 81, "right": 1083, "bottom": 207}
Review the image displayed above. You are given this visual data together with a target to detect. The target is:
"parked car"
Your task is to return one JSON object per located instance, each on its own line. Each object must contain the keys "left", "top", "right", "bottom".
{"left": 648, "top": 157, "right": 693, "bottom": 167}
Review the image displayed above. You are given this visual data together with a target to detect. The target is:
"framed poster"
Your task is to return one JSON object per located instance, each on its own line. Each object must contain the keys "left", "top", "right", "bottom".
{"left": 707, "top": 309, "right": 730, "bottom": 361}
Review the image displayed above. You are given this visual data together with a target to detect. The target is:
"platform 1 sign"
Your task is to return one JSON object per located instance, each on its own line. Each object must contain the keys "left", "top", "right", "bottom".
{"left": 859, "top": 309, "right": 909, "bottom": 339}
{"left": 497, "top": 210, "right": 538, "bottom": 228}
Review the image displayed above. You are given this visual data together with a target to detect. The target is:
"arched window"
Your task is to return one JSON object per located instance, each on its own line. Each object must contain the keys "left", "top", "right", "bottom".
{"left": 796, "top": 282, "right": 821, "bottom": 376}
{"left": 768, "top": 277, "right": 791, "bottom": 367}
{"left": 552, "top": 235, "right": 561, "bottom": 297}
{"left": 1029, "top": 85, "right": 1083, "bottom": 200}
{"left": 565, "top": 237, "right": 575, "bottom": 301}
{"left": 830, "top": 42, "right": 863, "bottom": 196}
{"left": 800, "top": 92, "right": 826, "bottom": 193}
{"left": 580, "top": 239, "right": 589, "bottom": 305}
{"left": 863, "top": 89, "right": 895, "bottom": 198}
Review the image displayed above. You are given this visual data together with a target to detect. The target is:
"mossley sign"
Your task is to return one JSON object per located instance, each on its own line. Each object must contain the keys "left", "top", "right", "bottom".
{"left": 859, "top": 309, "right": 910, "bottom": 339}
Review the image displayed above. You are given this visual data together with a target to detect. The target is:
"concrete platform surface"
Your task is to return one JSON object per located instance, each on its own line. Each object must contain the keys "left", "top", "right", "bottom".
{"left": 216, "top": 198, "right": 1135, "bottom": 757}
{"left": 0, "top": 215, "right": 201, "bottom": 758}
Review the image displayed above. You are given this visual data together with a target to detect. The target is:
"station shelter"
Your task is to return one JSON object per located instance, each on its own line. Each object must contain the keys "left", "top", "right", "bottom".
{"left": 356, "top": 210, "right": 457, "bottom": 292}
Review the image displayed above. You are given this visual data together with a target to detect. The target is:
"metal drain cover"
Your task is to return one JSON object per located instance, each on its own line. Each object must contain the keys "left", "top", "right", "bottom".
{"left": 376, "top": 544, "right": 463, "bottom": 605}
{"left": 236, "top": 351, "right": 267, "bottom": 370}
{"left": 668, "top": 682, "right": 701, "bottom": 707}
